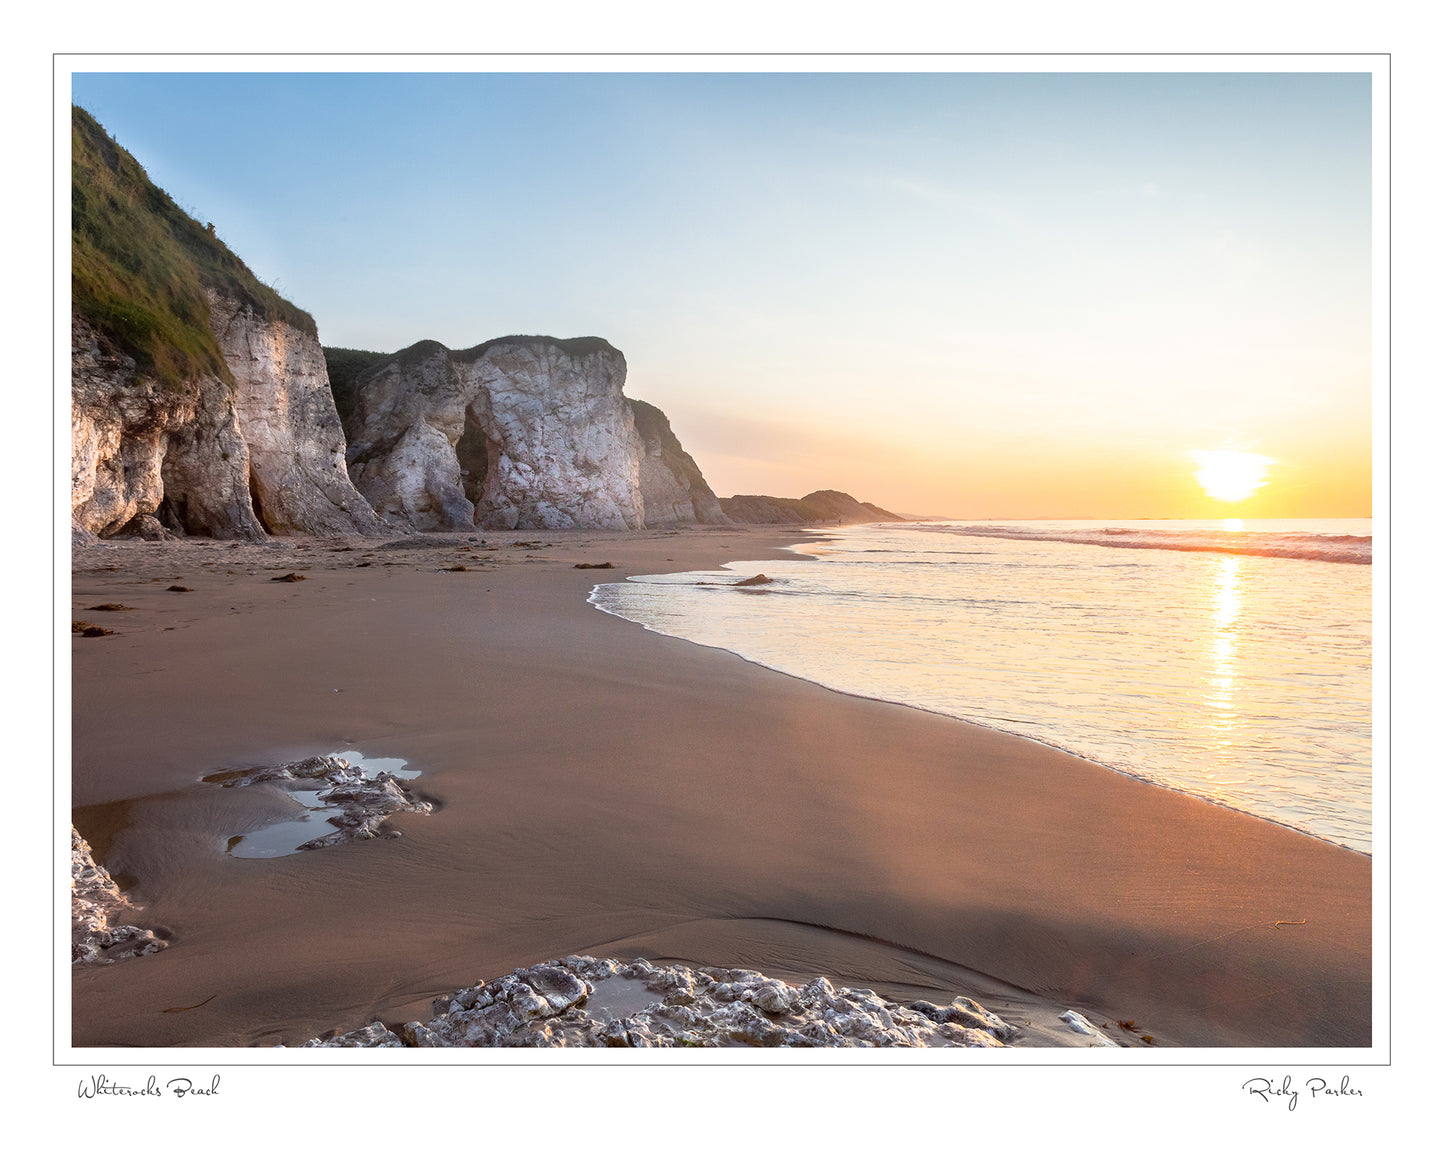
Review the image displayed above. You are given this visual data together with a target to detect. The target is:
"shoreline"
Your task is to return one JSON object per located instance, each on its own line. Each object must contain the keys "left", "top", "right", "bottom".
{"left": 592, "top": 526, "right": 1372, "bottom": 860}
{"left": 70, "top": 524, "right": 1371, "bottom": 1049}
{"left": 592, "top": 589, "right": 1373, "bottom": 862}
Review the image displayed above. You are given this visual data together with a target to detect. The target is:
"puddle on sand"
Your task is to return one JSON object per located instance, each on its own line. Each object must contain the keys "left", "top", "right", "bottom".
{"left": 582, "top": 976, "right": 664, "bottom": 1021}
{"left": 332, "top": 751, "right": 418, "bottom": 782}
{"left": 224, "top": 752, "right": 416, "bottom": 859}
{"left": 578, "top": 976, "right": 758, "bottom": 1047}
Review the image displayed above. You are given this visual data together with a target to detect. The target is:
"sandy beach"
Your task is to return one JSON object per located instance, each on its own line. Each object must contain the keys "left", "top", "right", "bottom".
{"left": 69, "top": 525, "right": 1371, "bottom": 1049}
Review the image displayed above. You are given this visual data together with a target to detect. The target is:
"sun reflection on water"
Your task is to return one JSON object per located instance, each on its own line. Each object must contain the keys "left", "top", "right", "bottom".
{"left": 592, "top": 520, "right": 1373, "bottom": 852}
{"left": 1205, "top": 556, "right": 1243, "bottom": 755}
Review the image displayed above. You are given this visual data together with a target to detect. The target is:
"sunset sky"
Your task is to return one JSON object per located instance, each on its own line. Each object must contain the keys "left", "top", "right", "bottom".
{"left": 69, "top": 69, "right": 1374, "bottom": 519}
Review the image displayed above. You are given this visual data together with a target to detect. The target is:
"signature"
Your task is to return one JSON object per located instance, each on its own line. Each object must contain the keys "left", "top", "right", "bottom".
{"left": 77, "top": 1074, "right": 221, "bottom": 1100}
{"left": 1241, "top": 1075, "right": 1362, "bottom": 1110}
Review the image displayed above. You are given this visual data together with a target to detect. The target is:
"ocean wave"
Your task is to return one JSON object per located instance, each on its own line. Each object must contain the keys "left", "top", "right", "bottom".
{"left": 912, "top": 524, "right": 1371, "bottom": 564}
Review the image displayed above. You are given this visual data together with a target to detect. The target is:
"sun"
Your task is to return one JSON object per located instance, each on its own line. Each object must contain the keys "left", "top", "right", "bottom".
{"left": 1192, "top": 450, "right": 1273, "bottom": 503}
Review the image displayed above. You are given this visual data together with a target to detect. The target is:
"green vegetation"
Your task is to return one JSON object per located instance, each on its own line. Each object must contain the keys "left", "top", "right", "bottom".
{"left": 71, "top": 104, "right": 316, "bottom": 391}
{"left": 322, "top": 346, "right": 389, "bottom": 425}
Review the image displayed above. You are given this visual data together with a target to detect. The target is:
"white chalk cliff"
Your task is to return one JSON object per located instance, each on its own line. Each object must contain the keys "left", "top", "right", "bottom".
{"left": 71, "top": 296, "right": 385, "bottom": 542}
{"left": 71, "top": 105, "right": 729, "bottom": 544}
{"left": 344, "top": 336, "right": 726, "bottom": 532}
{"left": 208, "top": 293, "right": 386, "bottom": 536}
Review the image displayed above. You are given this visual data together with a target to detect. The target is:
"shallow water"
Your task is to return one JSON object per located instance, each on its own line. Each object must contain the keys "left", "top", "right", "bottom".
{"left": 591, "top": 520, "right": 1372, "bottom": 853}
{"left": 582, "top": 975, "right": 664, "bottom": 1021}
{"left": 224, "top": 751, "right": 418, "bottom": 859}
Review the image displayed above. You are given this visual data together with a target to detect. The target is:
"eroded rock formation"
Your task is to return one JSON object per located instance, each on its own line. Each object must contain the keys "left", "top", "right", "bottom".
{"left": 71, "top": 826, "right": 168, "bottom": 966}
{"left": 71, "top": 316, "right": 243, "bottom": 542}
{"left": 207, "top": 293, "right": 385, "bottom": 536}
{"left": 71, "top": 301, "right": 385, "bottom": 542}
{"left": 212, "top": 754, "right": 432, "bottom": 850}
{"left": 343, "top": 337, "right": 726, "bottom": 532}
{"left": 301, "top": 955, "right": 1020, "bottom": 1048}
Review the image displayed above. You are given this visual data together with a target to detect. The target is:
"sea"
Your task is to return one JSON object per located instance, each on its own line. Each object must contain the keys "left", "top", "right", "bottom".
{"left": 589, "top": 519, "right": 1374, "bottom": 855}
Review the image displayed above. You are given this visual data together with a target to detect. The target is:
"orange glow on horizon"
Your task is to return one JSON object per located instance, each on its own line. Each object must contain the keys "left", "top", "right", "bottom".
{"left": 683, "top": 412, "right": 1370, "bottom": 520}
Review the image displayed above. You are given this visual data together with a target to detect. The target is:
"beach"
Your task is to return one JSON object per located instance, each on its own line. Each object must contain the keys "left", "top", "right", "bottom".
{"left": 70, "top": 525, "right": 1371, "bottom": 1049}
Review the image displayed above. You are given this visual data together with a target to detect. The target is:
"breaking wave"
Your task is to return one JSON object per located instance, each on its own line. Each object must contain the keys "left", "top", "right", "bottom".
{"left": 910, "top": 522, "right": 1371, "bottom": 564}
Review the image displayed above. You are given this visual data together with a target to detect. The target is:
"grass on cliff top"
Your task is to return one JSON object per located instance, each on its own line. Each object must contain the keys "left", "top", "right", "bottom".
{"left": 71, "top": 104, "right": 316, "bottom": 391}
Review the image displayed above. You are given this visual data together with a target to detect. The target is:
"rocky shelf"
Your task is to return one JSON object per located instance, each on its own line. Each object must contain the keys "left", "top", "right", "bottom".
{"left": 301, "top": 955, "right": 1029, "bottom": 1048}
{"left": 71, "top": 827, "right": 168, "bottom": 966}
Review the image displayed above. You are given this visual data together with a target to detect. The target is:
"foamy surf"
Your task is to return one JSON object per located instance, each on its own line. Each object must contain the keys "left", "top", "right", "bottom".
{"left": 918, "top": 519, "right": 1371, "bottom": 565}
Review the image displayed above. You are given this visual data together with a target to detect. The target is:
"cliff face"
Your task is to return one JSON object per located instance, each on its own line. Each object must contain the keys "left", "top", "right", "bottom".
{"left": 345, "top": 337, "right": 725, "bottom": 532}
{"left": 74, "top": 296, "right": 724, "bottom": 542}
{"left": 71, "top": 107, "right": 735, "bottom": 541}
{"left": 71, "top": 300, "right": 385, "bottom": 541}
{"left": 72, "top": 315, "right": 219, "bottom": 539}
{"left": 72, "top": 315, "right": 264, "bottom": 540}
{"left": 720, "top": 489, "right": 902, "bottom": 525}
{"left": 208, "top": 292, "right": 384, "bottom": 536}
{"left": 628, "top": 399, "right": 728, "bottom": 526}
{"left": 70, "top": 105, "right": 384, "bottom": 542}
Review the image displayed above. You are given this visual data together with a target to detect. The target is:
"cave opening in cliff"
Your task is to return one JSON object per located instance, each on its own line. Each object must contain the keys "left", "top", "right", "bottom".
{"left": 248, "top": 467, "right": 275, "bottom": 535}
{"left": 158, "top": 491, "right": 191, "bottom": 537}
{"left": 456, "top": 409, "right": 492, "bottom": 507}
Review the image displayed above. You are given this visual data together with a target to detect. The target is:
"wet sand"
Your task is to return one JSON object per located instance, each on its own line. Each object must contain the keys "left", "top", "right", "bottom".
{"left": 69, "top": 525, "right": 1371, "bottom": 1049}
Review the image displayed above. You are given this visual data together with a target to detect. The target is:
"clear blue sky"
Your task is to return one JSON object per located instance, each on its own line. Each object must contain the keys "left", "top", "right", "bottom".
{"left": 70, "top": 70, "right": 1373, "bottom": 517}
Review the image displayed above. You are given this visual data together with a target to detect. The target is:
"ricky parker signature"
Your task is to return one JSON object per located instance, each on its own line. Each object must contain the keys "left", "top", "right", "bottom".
{"left": 1242, "top": 1075, "right": 1362, "bottom": 1111}
{"left": 77, "top": 1074, "right": 221, "bottom": 1100}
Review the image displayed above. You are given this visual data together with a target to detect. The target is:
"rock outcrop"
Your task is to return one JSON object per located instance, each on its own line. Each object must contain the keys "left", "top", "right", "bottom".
{"left": 210, "top": 754, "right": 431, "bottom": 851}
{"left": 344, "top": 337, "right": 725, "bottom": 533}
{"left": 206, "top": 293, "right": 385, "bottom": 536}
{"left": 153, "top": 370, "right": 263, "bottom": 540}
{"left": 628, "top": 399, "right": 728, "bottom": 526}
{"left": 301, "top": 955, "right": 1020, "bottom": 1048}
{"left": 721, "top": 489, "right": 903, "bottom": 525}
{"left": 71, "top": 315, "right": 227, "bottom": 542}
{"left": 72, "top": 826, "right": 168, "bottom": 966}
{"left": 72, "top": 304, "right": 386, "bottom": 542}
